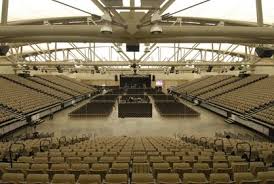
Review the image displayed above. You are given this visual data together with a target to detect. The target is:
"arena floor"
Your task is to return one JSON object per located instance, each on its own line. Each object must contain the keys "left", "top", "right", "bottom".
{"left": 29, "top": 98, "right": 259, "bottom": 139}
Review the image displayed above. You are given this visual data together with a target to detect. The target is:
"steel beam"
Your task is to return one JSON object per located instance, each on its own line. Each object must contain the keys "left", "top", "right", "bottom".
{"left": 256, "top": 0, "right": 264, "bottom": 26}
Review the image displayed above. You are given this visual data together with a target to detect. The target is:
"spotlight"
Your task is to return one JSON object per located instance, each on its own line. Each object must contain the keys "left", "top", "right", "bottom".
{"left": 150, "top": 11, "right": 162, "bottom": 34}
{"left": 100, "top": 23, "right": 113, "bottom": 34}
{"left": 150, "top": 23, "right": 163, "bottom": 34}
{"left": 100, "top": 11, "right": 113, "bottom": 34}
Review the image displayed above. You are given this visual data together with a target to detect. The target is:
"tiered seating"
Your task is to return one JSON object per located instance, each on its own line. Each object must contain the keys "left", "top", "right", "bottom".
{"left": 0, "top": 106, "right": 16, "bottom": 123}
{"left": 57, "top": 75, "right": 96, "bottom": 91}
{"left": 194, "top": 76, "right": 241, "bottom": 97}
{"left": 38, "top": 75, "right": 93, "bottom": 95}
{"left": 0, "top": 78, "right": 60, "bottom": 114}
{"left": 210, "top": 76, "right": 274, "bottom": 113}
{"left": 29, "top": 77, "right": 80, "bottom": 97}
{"left": 252, "top": 105, "right": 274, "bottom": 125}
{"left": 1, "top": 135, "right": 274, "bottom": 184}
{"left": 177, "top": 75, "right": 233, "bottom": 96}
{"left": 198, "top": 74, "right": 268, "bottom": 100}
{"left": 172, "top": 76, "right": 212, "bottom": 93}
{"left": 0, "top": 74, "right": 72, "bottom": 101}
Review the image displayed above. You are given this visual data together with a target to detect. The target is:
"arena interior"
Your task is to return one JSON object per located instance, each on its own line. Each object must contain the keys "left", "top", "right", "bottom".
{"left": 0, "top": 0, "right": 274, "bottom": 183}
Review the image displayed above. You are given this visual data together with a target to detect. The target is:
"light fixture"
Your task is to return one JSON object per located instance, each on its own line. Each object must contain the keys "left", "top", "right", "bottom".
{"left": 100, "top": 11, "right": 113, "bottom": 34}
{"left": 150, "top": 11, "right": 162, "bottom": 34}
{"left": 150, "top": 23, "right": 163, "bottom": 34}
{"left": 101, "top": 23, "right": 113, "bottom": 34}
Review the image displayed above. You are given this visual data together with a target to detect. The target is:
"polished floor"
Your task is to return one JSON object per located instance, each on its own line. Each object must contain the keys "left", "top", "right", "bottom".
{"left": 32, "top": 98, "right": 259, "bottom": 138}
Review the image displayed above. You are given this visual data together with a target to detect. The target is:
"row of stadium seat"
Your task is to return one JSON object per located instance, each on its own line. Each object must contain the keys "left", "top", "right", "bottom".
{"left": 1, "top": 171, "right": 274, "bottom": 184}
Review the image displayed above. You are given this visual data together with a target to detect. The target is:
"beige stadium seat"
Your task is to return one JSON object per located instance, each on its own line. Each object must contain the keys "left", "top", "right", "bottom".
{"left": 210, "top": 173, "right": 233, "bottom": 184}
{"left": 119, "top": 152, "right": 132, "bottom": 157}
{"left": 213, "top": 163, "right": 232, "bottom": 177}
{"left": 233, "top": 172, "right": 260, "bottom": 184}
{"left": 77, "top": 152, "right": 90, "bottom": 158}
{"left": 150, "top": 156, "right": 165, "bottom": 165}
{"left": 0, "top": 163, "right": 10, "bottom": 176}
{"left": 92, "top": 152, "right": 104, "bottom": 158}
{"left": 249, "top": 162, "right": 267, "bottom": 176}
{"left": 7, "top": 163, "right": 30, "bottom": 174}
{"left": 99, "top": 156, "right": 115, "bottom": 166}
{"left": 63, "top": 152, "right": 77, "bottom": 158}
{"left": 193, "top": 163, "right": 212, "bottom": 178}
{"left": 173, "top": 163, "right": 192, "bottom": 178}
{"left": 198, "top": 156, "right": 213, "bottom": 168}
{"left": 105, "top": 174, "right": 128, "bottom": 184}
{"left": 231, "top": 162, "right": 249, "bottom": 173}
{"left": 49, "top": 152, "right": 62, "bottom": 157}
{"left": 17, "top": 156, "right": 33, "bottom": 163}
{"left": 132, "top": 173, "right": 154, "bottom": 184}
{"left": 183, "top": 173, "right": 208, "bottom": 184}
{"left": 52, "top": 174, "right": 75, "bottom": 184}
{"left": 26, "top": 174, "right": 49, "bottom": 184}
{"left": 183, "top": 156, "right": 196, "bottom": 167}
{"left": 213, "top": 156, "right": 228, "bottom": 164}
{"left": 27, "top": 163, "right": 49, "bottom": 174}
{"left": 77, "top": 174, "right": 101, "bottom": 184}
{"left": 111, "top": 163, "right": 129, "bottom": 174}
{"left": 69, "top": 163, "right": 89, "bottom": 179}
{"left": 116, "top": 156, "right": 131, "bottom": 163}
{"left": 49, "top": 156, "right": 65, "bottom": 164}
{"left": 67, "top": 156, "right": 81, "bottom": 164}
{"left": 33, "top": 157, "right": 48, "bottom": 164}
{"left": 227, "top": 156, "right": 244, "bottom": 165}
{"left": 152, "top": 163, "right": 171, "bottom": 177}
{"left": 134, "top": 156, "right": 148, "bottom": 163}
{"left": 36, "top": 152, "right": 48, "bottom": 157}
{"left": 165, "top": 156, "right": 181, "bottom": 167}
{"left": 48, "top": 163, "right": 69, "bottom": 179}
{"left": 90, "top": 163, "right": 109, "bottom": 177}
{"left": 83, "top": 156, "right": 98, "bottom": 166}
{"left": 257, "top": 171, "right": 274, "bottom": 184}
{"left": 2, "top": 173, "right": 25, "bottom": 184}
{"left": 132, "top": 163, "right": 150, "bottom": 173}
{"left": 158, "top": 173, "right": 180, "bottom": 184}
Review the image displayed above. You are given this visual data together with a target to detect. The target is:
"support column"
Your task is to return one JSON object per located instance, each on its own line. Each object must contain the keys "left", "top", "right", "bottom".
{"left": 256, "top": 0, "right": 264, "bottom": 26}
{"left": 1, "top": 0, "right": 9, "bottom": 25}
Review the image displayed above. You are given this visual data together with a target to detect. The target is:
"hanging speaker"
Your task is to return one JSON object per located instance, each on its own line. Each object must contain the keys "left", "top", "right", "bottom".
{"left": 152, "top": 75, "right": 155, "bottom": 81}
{"left": 115, "top": 75, "right": 118, "bottom": 81}
{"left": 255, "top": 47, "right": 274, "bottom": 58}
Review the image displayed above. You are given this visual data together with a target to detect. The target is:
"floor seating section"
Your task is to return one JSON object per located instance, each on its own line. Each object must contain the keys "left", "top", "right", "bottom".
{"left": 252, "top": 105, "right": 274, "bottom": 125}
{"left": 0, "top": 135, "right": 274, "bottom": 183}
{"left": 209, "top": 76, "right": 274, "bottom": 113}
{"left": 152, "top": 95, "right": 199, "bottom": 117}
{"left": 0, "top": 77, "right": 60, "bottom": 114}
{"left": 0, "top": 74, "right": 72, "bottom": 101}
{"left": 70, "top": 102, "right": 115, "bottom": 117}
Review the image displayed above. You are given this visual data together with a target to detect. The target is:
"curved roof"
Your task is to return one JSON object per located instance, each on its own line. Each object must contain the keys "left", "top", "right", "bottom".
{"left": 6, "top": 0, "right": 274, "bottom": 23}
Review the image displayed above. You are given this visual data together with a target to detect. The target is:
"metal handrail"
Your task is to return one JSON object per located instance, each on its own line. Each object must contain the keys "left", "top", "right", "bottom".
{"left": 40, "top": 139, "right": 51, "bottom": 152}
{"left": 214, "top": 138, "right": 224, "bottom": 152}
{"left": 9, "top": 142, "right": 26, "bottom": 168}
{"left": 236, "top": 142, "right": 252, "bottom": 162}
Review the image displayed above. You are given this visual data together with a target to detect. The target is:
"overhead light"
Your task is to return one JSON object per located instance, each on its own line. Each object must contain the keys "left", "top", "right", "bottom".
{"left": 101, "top": 23, "right": 113, "bottom": 34}
{"left": 150, "top": 11, "right": 162, "bottom": 34}
{"left": 100, "top": 11, "right": 113, "bottom": 34}
{"left": 150, "top": 23, "right": 163, "bottom": 34}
